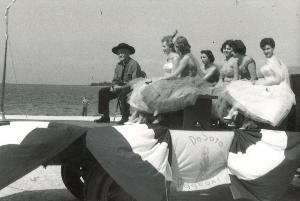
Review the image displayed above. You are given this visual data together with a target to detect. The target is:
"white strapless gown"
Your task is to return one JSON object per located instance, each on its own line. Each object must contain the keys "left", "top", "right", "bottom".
{"left": 224, "top": 56, "right": 296, "bottom": 126}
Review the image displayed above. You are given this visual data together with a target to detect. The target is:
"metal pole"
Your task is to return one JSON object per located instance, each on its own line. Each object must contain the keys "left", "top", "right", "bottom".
{"left": 0, "top": 0, "right": 16, "bottom": 125}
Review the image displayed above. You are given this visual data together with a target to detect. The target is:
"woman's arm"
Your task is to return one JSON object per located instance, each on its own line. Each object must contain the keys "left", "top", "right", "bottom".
{"left": 248, "top": 61, "right": 257, "bottom": 81}
{"left": 232, "top": 60, "right": 239, "bottom": 80}
{"left": 215, "top": 73, "right": 224, "bottom": 86}
{"left": 247, "top": 58, "right": 257, "bottom": 81}
{"left": 203, "top": 65, "right": 217, "bottom": 81}
{"left": 255, "top": 70, "right": 281, "bottom": 86}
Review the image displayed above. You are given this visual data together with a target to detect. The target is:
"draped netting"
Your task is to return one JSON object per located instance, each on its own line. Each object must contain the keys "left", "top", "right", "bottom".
{"left": 128, "top": 75, "right": 213, "bottom": 115}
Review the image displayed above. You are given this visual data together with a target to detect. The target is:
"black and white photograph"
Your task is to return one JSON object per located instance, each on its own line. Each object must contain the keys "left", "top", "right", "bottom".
{"left": 0, "top": 0, "right": 299, "bottom": 201}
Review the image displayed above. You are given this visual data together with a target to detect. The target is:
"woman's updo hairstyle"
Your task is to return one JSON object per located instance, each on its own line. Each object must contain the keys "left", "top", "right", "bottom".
{"left": 200, "top": 50, "right": 215, "bottom": 63}
{"left": 161, "top": 30, "right": 178, "bottom": 52}
{"left": 232, "top": 40, "right": 247, "bottom": 55}
{"left": 220, "top": 39, "right": 234, "bottom": 53}
{"left": 174, "top": 36, "right": 191, "bottom": 55}
{"left": 260, "top": 38, "right": 275, "bottom": 49}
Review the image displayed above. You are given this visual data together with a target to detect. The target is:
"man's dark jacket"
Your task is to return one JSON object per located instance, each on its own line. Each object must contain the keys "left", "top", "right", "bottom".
{"left": 112, "top": 58, "right": 142, "bottom": 85}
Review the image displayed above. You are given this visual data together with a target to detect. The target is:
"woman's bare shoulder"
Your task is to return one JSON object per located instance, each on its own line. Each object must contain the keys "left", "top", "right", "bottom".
{"left": 244, "top": 55, "right": 255, "bottom": 63}
{"left": 168, "top": 52, "right": 179, "bottom": 59}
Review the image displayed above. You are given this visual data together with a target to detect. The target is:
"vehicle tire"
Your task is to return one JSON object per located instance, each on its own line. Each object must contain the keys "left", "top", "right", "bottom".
{"left": 84, "top": 168, "right": 134, "bottom": 201}
{"left": 61, "top": 162, "right": 85, "bottom": 200}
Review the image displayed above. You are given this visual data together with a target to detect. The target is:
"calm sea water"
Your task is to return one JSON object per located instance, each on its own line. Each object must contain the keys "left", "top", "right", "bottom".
{"left": 1, "top": 84, "right": 118, "bottom": 116}
{"left": 2, "top": 66, "right": 300, "bottom": 116}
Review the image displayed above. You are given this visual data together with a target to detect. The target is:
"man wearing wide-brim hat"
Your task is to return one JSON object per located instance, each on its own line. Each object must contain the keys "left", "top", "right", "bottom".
{"left": 94, "top": 43, "right": 142, "bottom": 125}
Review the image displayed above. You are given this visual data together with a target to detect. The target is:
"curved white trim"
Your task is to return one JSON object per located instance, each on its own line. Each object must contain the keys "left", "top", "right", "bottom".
{"left": 0, "top": 121, "right": 49, "bottom": 145}
{"left": 228, "top": 130, "right": 287, "bottom": 180}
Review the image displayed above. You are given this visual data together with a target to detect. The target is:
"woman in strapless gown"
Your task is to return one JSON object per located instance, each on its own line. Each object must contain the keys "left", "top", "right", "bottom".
{"left": 210, "top": 40, "right": 238, "bottom": 122}
{"left": 139, "top": 36, "right": 211, "bottom": 115}
{"left": 128, "top": 31, "right": 179, "bottom": 122}
{"left": 232, "top": 40, "right": 257, "bottom": 81}
{"left": 128, "top": 36, "right": 211, "bottom": 122}
{"left": 128, "top": 52, "right": 179, "bottom": 115}
{"left": 200, "top": 49, "right": 220, "bottom": 85}
{"left": 163, "top": 52, "right": 178, "bottom": 76}
{"left": 224, "top": 38, "right": 295, "bottom": 127}
{"left": 212, "top": 40, "right": 259, "bottom": 125}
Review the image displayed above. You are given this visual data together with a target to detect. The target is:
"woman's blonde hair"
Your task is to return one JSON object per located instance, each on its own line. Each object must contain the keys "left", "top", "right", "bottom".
{"left": 161, "top": 30, "right": 178, "bottom": 52}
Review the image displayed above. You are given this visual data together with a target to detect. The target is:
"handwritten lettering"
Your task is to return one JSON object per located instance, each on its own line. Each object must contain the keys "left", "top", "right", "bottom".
{"left": 178, "top": 175, "right": 230, "bottom": 191}
{"left": 188, "top": 135, "right": 224, "bottom": 147}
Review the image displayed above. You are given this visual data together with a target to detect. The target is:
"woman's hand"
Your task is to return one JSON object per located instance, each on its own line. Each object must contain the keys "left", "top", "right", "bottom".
{"left": 254, "top": 79, "right": 267, "bottom": 85}
{"left": 157, "top": 76, "right": 173, "bottom": 81}
{"left": 110, "top": 85, "right": 121, "bottom": 92}
{"left": 144, "top": 80, "right": 152, "bottom": 84}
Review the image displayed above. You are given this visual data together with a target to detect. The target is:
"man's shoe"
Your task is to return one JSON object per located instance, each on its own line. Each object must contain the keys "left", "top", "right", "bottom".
{"left": 94, "top": 116, "right": 110, "bottom": 123}
{"left": 117, "top": 118, "right": 128, "bottom": 125}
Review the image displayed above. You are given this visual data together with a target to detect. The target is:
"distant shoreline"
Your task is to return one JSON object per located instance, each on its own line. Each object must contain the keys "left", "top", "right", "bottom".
{"left": 90, "top": 82, "right": 112, "bottom": 86}
{"left": 288, "top": 66, "right": 300, "bottom": 74}
{"left": 2, "top": 67, "right": 299, "bottom": 86}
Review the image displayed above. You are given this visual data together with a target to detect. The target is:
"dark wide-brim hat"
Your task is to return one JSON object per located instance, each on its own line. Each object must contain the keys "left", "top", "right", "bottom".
{"left": 112, "top": 43, "right": 135, "bottom": 55}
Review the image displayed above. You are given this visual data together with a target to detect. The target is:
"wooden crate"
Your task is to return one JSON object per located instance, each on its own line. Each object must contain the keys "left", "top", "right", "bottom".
{"left": 160, "top": 95, "right": 217, "bottom": 130}
{"left": 182, "top": 95, "right": 217, "bottom": 130}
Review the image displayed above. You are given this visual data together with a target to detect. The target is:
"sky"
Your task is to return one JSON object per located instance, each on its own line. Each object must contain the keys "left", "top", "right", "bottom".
{"left": 0, "top": 0, "right": 299, "bottom": 85}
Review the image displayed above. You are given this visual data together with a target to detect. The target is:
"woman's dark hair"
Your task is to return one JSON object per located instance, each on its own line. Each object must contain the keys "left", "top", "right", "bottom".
{"left": 260, "top": 38, "right": 275, "bottom": 49}
{"left": 200, "top": 50, "right": 215, "bottom": 63}
{"left": 220, "top": 40, "right": 234, "bottom": 53}
{"left": 161, "top": 30, "right": 178, "bottom": 52}
{"left": 232, "top": 40, "right": 247, "bottom": 55}
{"left": 174, "top": 36, "right": 191, "bottom": 55}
